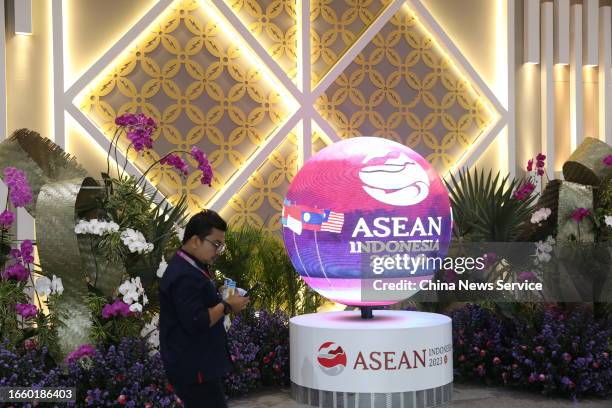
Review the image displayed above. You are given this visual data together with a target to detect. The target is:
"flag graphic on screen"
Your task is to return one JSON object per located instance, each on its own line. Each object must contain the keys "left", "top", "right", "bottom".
{"left": 282, "top": 200, "right": 344, "bottom": 234}
{"left": 321, "top": 210, "right": 344, "bottom": 233}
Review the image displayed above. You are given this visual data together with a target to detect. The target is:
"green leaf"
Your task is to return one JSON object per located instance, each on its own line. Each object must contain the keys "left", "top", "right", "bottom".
{"left": 444, "top": 168, "right": 538, "bottom": 242}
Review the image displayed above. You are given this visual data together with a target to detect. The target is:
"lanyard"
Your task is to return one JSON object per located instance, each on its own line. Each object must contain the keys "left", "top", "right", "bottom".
{"left": 176, "top": 250, "right": 213, "bottom": 280}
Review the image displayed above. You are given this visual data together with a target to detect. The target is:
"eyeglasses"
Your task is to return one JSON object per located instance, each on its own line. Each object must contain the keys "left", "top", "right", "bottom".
{"left": 204, "top": 238, "right": 226, "bottom": 254}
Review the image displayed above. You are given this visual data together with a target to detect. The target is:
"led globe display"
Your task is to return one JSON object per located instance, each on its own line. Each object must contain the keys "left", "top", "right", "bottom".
{"left": 282, "top": 137, "right": 452, "bottom": 306}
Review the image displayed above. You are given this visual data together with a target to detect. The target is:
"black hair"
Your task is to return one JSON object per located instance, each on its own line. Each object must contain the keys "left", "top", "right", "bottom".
{"left": 182, "top": 210, "right": 227, "bottom": 244}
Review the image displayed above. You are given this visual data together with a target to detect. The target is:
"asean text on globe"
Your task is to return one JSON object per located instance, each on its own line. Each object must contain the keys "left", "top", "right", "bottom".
{"left": 351, "top": 216, "right": 443, "bottom": 238}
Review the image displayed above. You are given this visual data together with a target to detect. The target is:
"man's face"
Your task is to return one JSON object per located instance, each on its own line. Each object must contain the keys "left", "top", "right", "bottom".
{"left": 192, "top": 227, "right": 226, "bottom": 264}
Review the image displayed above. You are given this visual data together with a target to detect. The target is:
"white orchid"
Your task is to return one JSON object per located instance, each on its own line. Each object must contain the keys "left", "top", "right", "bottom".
{"left": 51, "top": 275, "right": 64, "bottom": 295}
{"left": 531, "top": 207, "right": 552, "bottom": 224}
{"left": 129, "top": 303, "right": 143, "bottom": 313}
{"left": 123, "top": 290, "right": 139, "bottom": 305}
{"left": 141, "top": 314, "right": 160, "bottom": 349}
{"left": 156, "top": 256, "right": 168, "bottom": 278}
{"left": 174, "top": 223, "right": 185, "bottom": 242}
{"left": 605, "top": 215, "right": 612, "bottom": 228}
{"left": 120, "top": 228, "right": 154, "bottom": 254}
{"left": 117, "top": 277, "right": 146, "bottom": 309}
{"left": 35, "top": 276, "right": 52, "bottom": 297}
{"left": 74, "top": 219, "right": 119, "bottom": 236}
{"left": 118, "top": 280, "right": 134, "bottom": 297}
{"left": 535, "top": 240, "right": 553, "bottom": 254}
{"left": 534, "top": 235, "right": 555, "bottom": 265}
{"left": 536, "top": 251, "right": 551, "bottom": 263}
{"left": 35, "top": 275, "right": 64, "bottom": 297}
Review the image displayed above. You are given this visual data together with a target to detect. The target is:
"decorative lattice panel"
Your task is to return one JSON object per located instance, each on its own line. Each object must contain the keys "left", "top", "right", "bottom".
{"left": 77, "top": 0, "right": 498, "bottom": 232}
{"left": 314, "top": 6, "right": 493, "bottom": 168}
{"left": 80, "top": 0, "right": 293, "bottom": 210}
{"left": 311, "top": 0, "right": 391, "bottom": 87}
{"left": 227, "top": 0, "right": 298, "bottom": 81}
{"left": 220, "top": 125, "right": 299, "bottom": 232}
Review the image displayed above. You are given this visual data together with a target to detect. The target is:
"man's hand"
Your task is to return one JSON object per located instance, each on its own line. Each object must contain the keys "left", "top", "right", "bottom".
{"left": 226, "top": 293, "right": 249, "bottom": 313}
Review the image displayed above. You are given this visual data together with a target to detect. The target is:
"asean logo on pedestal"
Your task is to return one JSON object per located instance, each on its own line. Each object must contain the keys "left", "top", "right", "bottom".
{"left": 317, "top": 342, "right": 347, "bottom": 376}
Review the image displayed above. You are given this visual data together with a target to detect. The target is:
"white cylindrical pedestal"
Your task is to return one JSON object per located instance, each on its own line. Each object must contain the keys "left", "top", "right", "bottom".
{"left": 290, "top": 310, "right": 453, "bottom": 408}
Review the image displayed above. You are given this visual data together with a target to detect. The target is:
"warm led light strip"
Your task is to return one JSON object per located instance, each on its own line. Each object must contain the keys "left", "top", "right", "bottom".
{"left": 554, "top": 0, "right": 570, "bottom": 65}
{"left": 524, "top": 0, "right": 540, "bottom": 64}
{"left": 599, "top": 6, "right": 612, "bottom": 144}
{"left": 569, "top": 4, "right": 583, "bottom": 152}
{"left": 502, "top": 0, "right": 515, "bottom": 178}
{"left": 296, "top": 0, "right": 311, "bottom": 165}
{"left": 541, "top": 1, "right": 555, "bottom": 179}
{"left": 14, "top": 0, "right": 32, "bottom": 35}
{"left": 0, "top": 0, "right": 6, "bottom": 139}
{"left": 583, "top": 0, "right": 598, "bottom": 67}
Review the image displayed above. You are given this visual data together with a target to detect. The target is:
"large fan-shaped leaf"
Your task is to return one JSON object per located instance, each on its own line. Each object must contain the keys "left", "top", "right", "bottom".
{"left": 445, "top": 168, "right": 538, "bottom": 242}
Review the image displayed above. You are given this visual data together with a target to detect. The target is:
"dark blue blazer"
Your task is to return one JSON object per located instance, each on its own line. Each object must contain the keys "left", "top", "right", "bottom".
{"left": 159, "top": 251, "right": 232, "bottom": 385}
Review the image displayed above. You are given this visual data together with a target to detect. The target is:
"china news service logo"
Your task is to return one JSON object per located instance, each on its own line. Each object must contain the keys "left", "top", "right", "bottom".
{"left": 316, "top": 342, "right": 347, "bottom": 376}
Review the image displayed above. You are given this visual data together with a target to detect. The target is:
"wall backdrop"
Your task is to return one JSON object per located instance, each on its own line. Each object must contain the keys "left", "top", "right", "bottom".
{"left": 8, "top": 1, "right": 611, "bottom": 236}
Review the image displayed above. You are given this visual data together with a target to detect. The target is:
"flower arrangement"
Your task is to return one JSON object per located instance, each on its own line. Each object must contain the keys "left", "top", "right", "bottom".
{"left": 140, "top": 314, "right": 160, "bottom": 350}
{"left": 224, "top": 310, "right": 290, "bottom": 396}
{"left": 513, "top": 182, "right": 536, "bottom": 201}
{"left": 35, "top": 275, "right": 64, "bottom": 297}
{"left": 117, "top": 276, "right": 148, "bottom": 313}
{"left": 526, "top": 153, "right": 547, "bottom": 177}
{"left": 119, "top": 228, "right": 154, "bottom": 255}
{"left": 0, "top": 309, "right": 291, "bottom": 406}
{"left": 593, "top": 174, "right": 612, "bottom": 242}
{"left": 3, "top": 304, "right": 609, "bottom": 402}
{"left": 0, "top": 167, "right": 64, "bottom": 357}
{"left": 4, "top": 338, "right": 182, "bottom": 407}
{"left": 88, "top": 111, "right": 214, "bottom": 274}
{"left": 533, "top": 235, "right": 555, "bottom": 264}
{"left": 74, "top": 219, "right": 119, "bottom": 236}
{"left": 64, "top": 344, "right": 96, "bottom": 365}
{"left": 452, "top": 303, "right": 612, "bottom": 399}
{"left": 530, "top": 207, "right": 551, "bottom": 225}
{"left": 73, "top": 111, "right": 215, "bottom": 346}
{"left": 3, "top": 167, "right": 33, "bottom": 207}
{"left": 0, "top": 339, "right": 59, "bottom": 393}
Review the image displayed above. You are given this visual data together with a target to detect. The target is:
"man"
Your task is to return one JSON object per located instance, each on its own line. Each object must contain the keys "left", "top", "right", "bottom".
{"left": 160, "top": 210, "right": 249, "bottom": 408}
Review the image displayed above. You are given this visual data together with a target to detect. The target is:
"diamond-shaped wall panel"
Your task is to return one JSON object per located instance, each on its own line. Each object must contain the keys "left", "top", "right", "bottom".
{"left": 314, "top": 6, "right": 494, "bottom": 171}
{"left": 79, "top": 0, "right": 293, "bottom": 211}
{"left": 311, "top": 0, "right": 392, "bottom": 87}
{"left": 220, "top": 125, "right": 299, "bottom": 233}
{"left": 227, "top": 0, "right": 298, "bottom": 82}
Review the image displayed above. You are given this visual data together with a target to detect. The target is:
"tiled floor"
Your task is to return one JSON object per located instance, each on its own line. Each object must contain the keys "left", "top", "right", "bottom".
{"left": 229, "top": 383, "right": 611, "bottom": 408}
